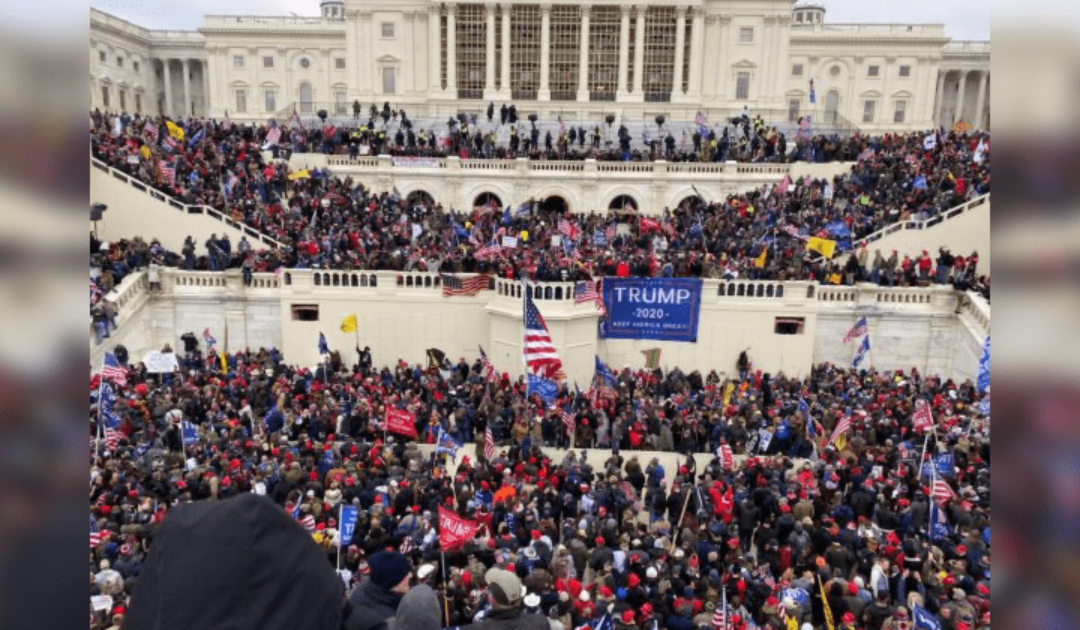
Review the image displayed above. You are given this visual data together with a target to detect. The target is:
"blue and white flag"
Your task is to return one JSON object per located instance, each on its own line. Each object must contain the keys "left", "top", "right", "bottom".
{"left": 526, "top": 373, "right": 559, "bottom": 406}
{"left": 912, "top": 604, "right": 942, "bottom": 630}
{"left": 977, "top": 335, "right": 990, "bottom": 393}
{"left": 435, "top": 426, "right": 461, "bottom": 457}
{"left": 180, "top": 420, "right": 199, "bottom": 445}
{"left": 923, "top": 133, "right": 937, "bottom": 151}
{"left": 929, "top": 501, "right": 951, "bottom": 542}
{"left": 187, "top": 125, "right": 205, "bottom": 148}
{"left": 593, "top": 229, "right": 607, "bottom": 246}
{"left": 99, "top": 382, "right": 122, "bottom": 428}
{"left": 977, "top": 397, "right": 990, "bottom": 416}
{"left": 595, "top": 356, "right": 617, "bottom": 388}
{"left": 318, "top": 332, "right": 329, "bottom": 355}
{"left": 758, "top": 428, "right": 774, "bottom": 454}
{"left": 339, "top": 505, "right": 359, "bottom": 547}
{"left": 913, "top": 174, "right": 928, "bottom": 191}
{"left": 852, "top": 335, "right": 870, "bottom": 368}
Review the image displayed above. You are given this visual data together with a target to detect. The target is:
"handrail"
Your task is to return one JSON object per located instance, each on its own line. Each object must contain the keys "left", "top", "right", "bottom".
{"left": 957, "top": 291, "right": 990, "bottom": 334}
{"left": 91, "top": 156, "right": 286, "bottom": 251}
{"left": 854, "top": 194, "right": 989, "bottom": 248}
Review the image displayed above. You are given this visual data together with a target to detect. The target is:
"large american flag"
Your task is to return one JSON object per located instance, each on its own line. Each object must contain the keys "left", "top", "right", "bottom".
{"left": 143, "top": 120, "right": 159, "bottom": 143}
{"left": 474, "top": 242, "right": 503, "bottom": 260}
{"left": 101, "top": 353, "right": 128, "bottom": 386}
{"left": 524, "top": 288, "right": 564, "bottom": 381}
{"left": 931, "top": 473, "right": 957, "bottom": 505}
{"left": 102, "top": 427, "right": 123, "bottom": 451}
{"left": 558, "top": 218, "right": 580, "bottom": 240}
{"left": 559, "top": 407, "right": 576, "bottom": 434}
{"left": 827, "top": 416, "right": 853, "bottom": 448}
{"left": 713, "top": 590, "right": 731, "bottom": 630}
{"left": 90, "top": 526, "right": 107, "bottom": 549}
{"left": 158, "top": 160, "right": 175, "bottom": 186}
{"left": 719, "top": 445, "right": 734, "bottom": 471}
{"left": 843, "top": 317, "right": 869, "bottom": 343}
{"left": 479, "top": 345, "right": 497, "bottom": 380}
{"left": 442, "top": 273, "right": 491, "bottom": 297}
{"left": 484, "top": 427, "right": 495, "bottom": 459}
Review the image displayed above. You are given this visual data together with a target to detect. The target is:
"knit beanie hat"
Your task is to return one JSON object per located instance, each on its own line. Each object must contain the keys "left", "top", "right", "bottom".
{"left": 368, "top": 551, "right": 410, "bottom": 590}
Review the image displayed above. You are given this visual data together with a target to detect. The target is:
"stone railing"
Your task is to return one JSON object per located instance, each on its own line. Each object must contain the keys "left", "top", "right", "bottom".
{"left": 791, "top": 23, "right": 946, "bottom": 36}
{"left": 494, "top": 277, "right": 578, "bottom": 303}
{"left": 164, "top": 269, "right": 282, "bottom": 295}
{"left": 855, "top": 194, "right": 989, "bottom": 248}
{"left": 91, "top": 157, "right": 286, "bottom": 250}
{"left": 957, "top": 290, "right": 990, "bottom": 334}
{"left": 90, "top": 270, "right": 150, "bottom": 362}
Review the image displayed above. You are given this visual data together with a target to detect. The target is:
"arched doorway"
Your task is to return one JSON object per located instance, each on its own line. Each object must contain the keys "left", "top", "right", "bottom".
{"left": 824, "top": 90, "right": 840, "bottom": 124}
{"left": 406, "top": 190, "right": 435, "bottom": 207}
{"left": 299, "top": 82, "right": 313, "bottom": 113}
{"left": 473, "top": 192, "right": 503, "bottom": 209}
{"left": 608, "top": 194, "right": 638, "bottom": 212}
{"left": 539, "top": 195, "right": 569, "bottom": 214}
{"left": 676, "top": 195, "right": 706, "bottom": 210}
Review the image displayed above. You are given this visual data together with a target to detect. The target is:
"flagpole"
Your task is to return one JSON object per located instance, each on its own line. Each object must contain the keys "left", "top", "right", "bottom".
{"left": 95, "top": 357, "right": 107, "bottom": 463}
{"left": 440, "top": 550, "right": 450, "bottom": 627}
{"left": 337, "top": 503, "right": 343, "bottom": 570}
{"left": 916, "top": 430, "right": 931, "bottom": 481}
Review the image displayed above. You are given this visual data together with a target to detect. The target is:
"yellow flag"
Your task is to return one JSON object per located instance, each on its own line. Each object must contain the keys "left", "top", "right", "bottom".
{"left": 722, "top": 383, "right": 735, "bottom": 407}
{"left": 166, "top": 121, "right": 184, "bottom": 141}
{"left": 835, "top": 433, "right": 847, "bottom": 451}
{"left": 287, "top": 169, "right": 310, "bottom": 181}
{"left": 139, "top": 145, "right": 150, "bottom": 160}
{"left": 807, "top": 237, "right": 836, "bottom": 259}
{"left": 754, "top": 248, "right": 768, "bottom": 268}
{"left": 829, "top": 273, "right": 842, "bottom": 285}
{"left": 818, "top": 575, "right": 835, "bottom": 630}
{"left": 341, "top": 314, "right": 358, "bottom": 333}
{"left": 219, "top": 351, "right": 227, "bottom": 373}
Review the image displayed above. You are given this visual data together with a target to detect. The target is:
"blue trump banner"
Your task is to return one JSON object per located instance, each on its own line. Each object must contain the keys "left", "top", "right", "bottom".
{"left": 339, "top": 506, "right": 358, "bottom": 547}
{"left": 526, "top": 374, "right": 559, "bottom": 405}
{"left": 599, "top": 278, "right": 703, "bottom": 342}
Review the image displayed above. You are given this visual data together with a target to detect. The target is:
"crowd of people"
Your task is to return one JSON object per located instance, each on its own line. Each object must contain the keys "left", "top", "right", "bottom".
{"left": 89, "top": 110, "right": 989, "bottom": 286}
{"left": 91, "top": 342, "right": 990, "bottom": 630}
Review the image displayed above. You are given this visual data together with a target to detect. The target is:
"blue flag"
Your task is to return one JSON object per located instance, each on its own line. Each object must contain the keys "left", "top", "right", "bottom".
{"left": 452, "top": 220, "right": 469, "bottom": 239}
{"left": 318, "top": 332, "right": 329, "bottom": 355}
{"left": 435, "top": 427, "right": 461, "bottom": 457}
{"left": 688, "top": 220, "right": 704, "bottom": 240}
{"left": 99, "top": 382, "right": 122, "bottom": 428}
{"left": 913, "top": 174, "right": 928, "bottom": 191}
{"left": 593, "top": 229, "right": 607, "bottom": 246}
{"left": 526, "top": 374, "right": 559, "bottom": 406}
{"left": 977, "top": 336, "right": 990, "bottom": 392}
{"left": 502, "top": 205, "right": 511, "bottom": 226}
{"left": 852, "top": 335, "right": 870, "bottom": 368}
{"left": 758, "top": 428, "right": 774, "bottom": 454}
{"left": 181, "top": 420, "right": 199, "bottom": 445}
{"left": 187, "top": 126, "right": 205, "bottom": 148}
{"left": 339, "top": 505, "right": 359, "bottom": 547}
{"left": 595, "top": 356, "right": 617, "bottom": 388}
{"left": 912, "top": 604, "right": 941, "bottom": 630}
{"left": 929, "top": 501, "right": 951, "bottom": 542}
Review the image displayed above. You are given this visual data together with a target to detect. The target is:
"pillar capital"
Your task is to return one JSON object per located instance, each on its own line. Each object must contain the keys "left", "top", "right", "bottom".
{"left": 539, "top": 3, "right": 552, "bottom": 13}
{"left": 620, "top": 4, "right": 632, "bottom": 15}
{"left": 580, "top": 4, "right": 591, "bottom": 17}
{"left": 676, "top": 5, "right": 688, "bottom": 17}
{"left": 485, "top": 2, "right": 496, "bottom": 11}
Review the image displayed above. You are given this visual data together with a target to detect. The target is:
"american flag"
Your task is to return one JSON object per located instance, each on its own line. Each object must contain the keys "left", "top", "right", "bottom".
{"left": 827, "top": 416, "right": 853, "bottom": 448}
{"left": 605, "top": 223, "right": 617, "bottom": 243}
{"left": 781, "top": 225, "right": 803, "bottom": 239}
{"left": 90, "top": 527, "right": 107, "bottom": 549}
{"left": 442, "top": 273, "right": 492, "bottom": 297}
{"left": 101, "top": 352, "right": 128, "bottom": 386}
{"left": 843, "top": 317, "right": 868, "bottom": 343}
{"left": 300, "top": 514, "right": 316, "bottom": 531}
{"left": 479, "top": 345, "right": 497, "bottom": 380}
{"left": 912, "top": 399, "right": 934, "bottom": 432}
{"left": 102, "top": 427, "right": 123, "bottom": 451}
{"left": 559, "top": 407, "right": 576, "bottom": 434}
{"left": 574, "top": 281, "right": 606, "bottom": 315}
{"left": 474, "top": 242, "right": 503, "bottom": 260}
{"left": 203, "top": 327, "right": 217, "bottom": 350}
{"left": 143, "top": 121, "right": 159, "bottom": 143}
{"left": 484, "top": 427, "right": 495, "bottom": 459}
{"left": 91, "top": 280, "right": 102, "bottom": 304}
{"left": 264, "top": 126, "right": 282, "bottom": 147}
{"left": 719, "top": 445, "right": 734, "bottom": 470}
{"left": 558, "top": 218, "right": 580, "bottom": 240}
{"left": 618, "top": 480, "right": 637, "bottom": 503}
{"left": 158, "top": 160, "right": 175, "bottom": 186}
{"left": 400, "top": 535, "right": 416, "bottom": 554}
{"left": 289, "top": 110, "right": 306, "bottom": 131}
{"left": 695, "top": 112, "right": 707, "bottom": 125}
{"left": 524, "top": 288, "right": 564, "bottom": 381}
{"left": 931, "top": 472, "right": 957, "bottom": 505}
{"left": 858, "top": 147, "right": 876, "bottom": 161}
{"left": 713, "top": 590, "right": 730, "bottom": 630}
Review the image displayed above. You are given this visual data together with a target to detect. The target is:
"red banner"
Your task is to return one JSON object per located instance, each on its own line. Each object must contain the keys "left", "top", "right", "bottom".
{"left": 639, "top": 217, "right": 661, "bottom": 234}
{"left": 911, "top": 399, "right": 934, "bottom": 433}
{"left": 438, "top": 506, "right": 478, "bottom": 552}
{"left": 385, "top": 408, "right": 418, "bottom": 438}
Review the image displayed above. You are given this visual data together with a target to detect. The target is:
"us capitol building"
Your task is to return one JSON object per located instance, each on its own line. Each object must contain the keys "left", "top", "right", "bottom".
{"left": 91, "top": 0, "right": 988, "bottom": 132}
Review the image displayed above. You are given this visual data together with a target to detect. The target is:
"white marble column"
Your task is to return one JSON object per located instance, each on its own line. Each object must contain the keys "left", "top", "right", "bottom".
{"left": 717, "top": 16, "right": 731, "bottom": 100}
{"left": 687, "top": 8, "right": 704, "bottom": 98}
{"left": 953, "top": 71, "right": 967, "bottom": 125}
{"left": 671, "top": 6, "right": 686, "bottom": 101}
{"left": 163, "top": 59, "right": 173, "bottom": 118}
{"left": 932, "top": 70, "right": 946, "bottom": 128}
{"left": 429, "top": 9, "right": 442, "bottom": 96}
{"left": 446, "top": 4, "right": 458, "bottom": 94}
{"left": 484, "top": 4, "right": 496, "bottom": 99}
{"left": 974, "top": 71, "right": 988, "bottom": 129}
{"left": 538, "top": 3, "right": 551, "bottom": 100}
{"left": 360, "top": 11, "right": 374, "bottom": 97}
{"left": 617, "top": 4, "right": 630, "bottom": 98}
{"left": 632, "top": 7, "right": 645, "bottom": 95}
{"left": 403, "top": 12, "right": 415, "bottom": 96}
{"left": 182, "top": 59, "right": 191, "bottom": 118}
{"left": 577, "top": 5, "right": 591, "bottom": 102}
{"left": 202, "top": 60, "right": 211, "bottom": 117}
{"left": 499, "top": 3, "right": 511, "bottom": 98}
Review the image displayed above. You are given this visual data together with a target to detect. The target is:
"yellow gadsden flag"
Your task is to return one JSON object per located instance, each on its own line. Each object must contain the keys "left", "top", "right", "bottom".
{"left": 754, "top": 247, "right": 768, "bottom": 268}
{"left": 340, "top": 314, "right": 358, "bottom": 333}
{"left": 165, "top": 120, "right": 184, "bottom": 141}
{"left": 287, "top": 169, "right": 311, "bottom": 181}
{"left": 807, "top": 237, "right": 837, "bottom": 259}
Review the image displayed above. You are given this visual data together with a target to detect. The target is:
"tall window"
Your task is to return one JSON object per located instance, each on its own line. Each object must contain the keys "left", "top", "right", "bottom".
{"left": 626, "top": 8, "right": 637, "bottom": 90}
{"left": 99, "top": 50, "right": 106, "bottom": 63}
{"left": 135, "top": 93, "right": 142, "bottom": 113}
{"left": 893, "top": 100, "right": 907, "bottom": 123}
{"left": 119, "top": 90, "right": 126, "bottom": 110}
{"left": 117, "top": 57, "right": 124, "bottom": 67}
{"left": 862, "top": 99, "right": 876, "bottom": 123}
{"left": 588, "top": 6, "right": 619, "bottom": 100}
{"left": 510, "top": 4, "right": 541, "bottom": 99}
{"left": 788, "top": 98, "right": 800, "bottom": 122}
{"left": 335, "top": 58, "right": 346, "bottom": 70}
{"left": 549, "top": 5, "right": 581, "bottom": 100}
{"left": 102, "top": 85, "right": 110, "bottom": 108}
{"left": 298, "top": 83, "right": 312, "bottom": 113}
{"left": 681, "top": 15, "right": 691, "bottom": 93}
{"left": 456, "top": 3, "right": 486, "bottom": 99}
{"left": 736, "top": 72, "right": 750, "bottom": 100}
{"left": 382, "top": 68, "right": 396, "bottom": 94}
{"left": 643, "top": 6, "right": 676, "bottom": 102}
{"left": 265, "top": 90, "right": 277, "bottom": 113}
{"left": 335, "top": 90, "right": 348, "bottom": 114}
{"left": 235, "top": 89, "right": 247, "bottom": 113}
{"left": 440, "top": 11, "right": 448, "bottom": 90}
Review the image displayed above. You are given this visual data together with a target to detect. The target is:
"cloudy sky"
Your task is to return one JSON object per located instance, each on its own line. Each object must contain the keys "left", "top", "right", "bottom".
{"left": 93, "top": 0, "right": 996, "bottom": 40}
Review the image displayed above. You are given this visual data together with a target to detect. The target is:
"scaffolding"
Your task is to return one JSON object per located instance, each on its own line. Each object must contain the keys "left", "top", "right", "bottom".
{"left": 589, "top": 5, "right": 620, "bottom": 101}
{"left": 643, "top": 6, "right": 676, "bottom": 102}
{"left": 456, "top": 3, "right": 486, "bottom": 99}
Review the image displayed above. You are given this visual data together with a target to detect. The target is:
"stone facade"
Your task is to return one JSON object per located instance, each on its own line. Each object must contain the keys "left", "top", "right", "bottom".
{"left": 91, "top": 1, "right": 988, "bottom": 131}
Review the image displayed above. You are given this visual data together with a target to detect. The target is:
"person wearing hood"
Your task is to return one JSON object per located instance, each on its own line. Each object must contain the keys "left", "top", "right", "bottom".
{"left": 345, "top": 551, "right": 413, "bottom": 630}
{"left": 386, "top": 584, "right": 441, "bottom": 630}
{"left": 462, "top": 568, "right": 549, "bottom": 630}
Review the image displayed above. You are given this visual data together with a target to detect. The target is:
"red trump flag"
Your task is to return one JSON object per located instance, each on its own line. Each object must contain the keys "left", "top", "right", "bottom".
{"left": 385, "top": 408, "right": 418, "bottom": 438}
{"left": 438, "top": 507, "right": 478, "bottom": 552}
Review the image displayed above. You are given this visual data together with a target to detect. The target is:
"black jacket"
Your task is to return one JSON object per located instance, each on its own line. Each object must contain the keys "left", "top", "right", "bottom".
{"left": 345, "top": 579, "right": 404, "bottom": 630}
{"left": 125, "top": 494, "right": 343, "bottom": 630}
{"left": 461, "top": 605, "right": 550, "bottom": 630}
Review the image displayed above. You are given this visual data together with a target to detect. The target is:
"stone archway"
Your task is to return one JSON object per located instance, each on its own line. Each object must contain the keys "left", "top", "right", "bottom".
{"left": 473, "top": 192, "right": 503, "bottom": 209}
{"left": 406, "top": 190, "right": 435, "bottom": 207}
{"left": 539, "top": 195, "right": 569, "bottom": 214}
{"left": 608, "top": 194, "right": 638, "bottom": 212}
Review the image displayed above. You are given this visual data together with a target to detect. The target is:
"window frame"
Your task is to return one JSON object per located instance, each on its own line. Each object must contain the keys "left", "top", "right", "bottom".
{"left": 899, "top": 65, "right": 911, "bottom": 77}
{"left": 867, "top": 65, "right": 880, "bottom": 77}
{"left": 382, "top": 67, "right": 396, "bottom": 94}
{"left": 235, "top": 88, "right": 247, "bottom": 114}
{"left": 736, "top": 72, "right": 750, "bottom": 100}
{"left": 862, "top": 98, "right": 876, "bottom": 123}
{"left": 791, "top": 63, "right": 803, "bottom": 76}
{"left": 233, "top": 55, "right": 245, "bottom": 69}
{"left": 381, "top": 22, "right": 395, "bottom": 38}
{"left": 893, "top": 99, "right": 907, "bottom": 123}
{"left": 264, "top": 89, "right": 277, "bottom": 113}
{"left": 263, "top": 55, "right": 275, "bottom": 69}
{"left": 738, "top": 27, "right": 754, "bottom": 43}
